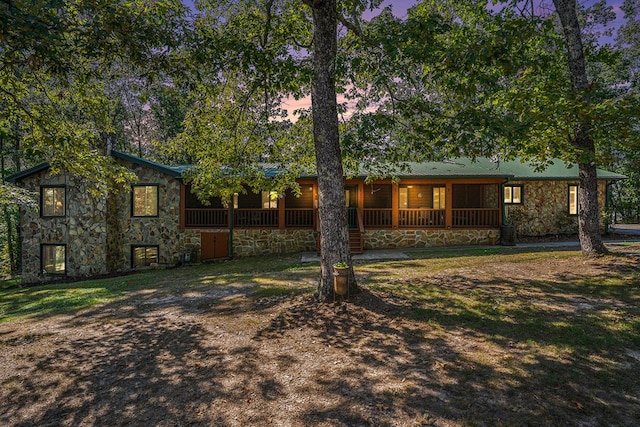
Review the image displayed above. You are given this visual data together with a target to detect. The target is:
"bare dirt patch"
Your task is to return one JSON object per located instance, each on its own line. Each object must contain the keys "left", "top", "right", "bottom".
{"left": 1, "top": 248, "right": 639, "bottom": 426}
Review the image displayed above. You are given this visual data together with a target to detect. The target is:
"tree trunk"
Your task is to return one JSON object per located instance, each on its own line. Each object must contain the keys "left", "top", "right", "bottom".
{"left": 553, "top": 0, "right": 607, "bottom": 255}
{"left": 307, "top": 0, "right": 354, "bottom": 301}
{"left": 0, "top": 134, "right": 16, "bottom": 273}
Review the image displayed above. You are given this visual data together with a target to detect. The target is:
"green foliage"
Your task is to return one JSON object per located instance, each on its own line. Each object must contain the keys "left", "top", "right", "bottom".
{"left": 163, "top": 0, "right": 318, "bottom": 202}
{"left": 0, "top": 0, "right": 189, "bottom": 195}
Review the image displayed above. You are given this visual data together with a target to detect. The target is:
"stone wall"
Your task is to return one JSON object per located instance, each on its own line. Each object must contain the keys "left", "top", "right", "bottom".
{"left": 111, "top": 159, "right": 200, "bottom": 270}
{"left": 18, "top": 171, "right": 109, "bottom": 283}
{"left": 232, "top": 229, "right": 317, "bottom": 257}
{"left": 364, "top": 229, "right": 500, "bottom": 249}
{"left": 505, "top": 180, "right": 607, "bottom": 237}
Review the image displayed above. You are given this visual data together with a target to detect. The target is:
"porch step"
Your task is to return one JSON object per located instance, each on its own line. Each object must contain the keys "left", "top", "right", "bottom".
{"left": 315, "top": 230, "right": 364, "bottom": 255}
{"left": 349, "top": 230, "right": 364, "bottom": 254}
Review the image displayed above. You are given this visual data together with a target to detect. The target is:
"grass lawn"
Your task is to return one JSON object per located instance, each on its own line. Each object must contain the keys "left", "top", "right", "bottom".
{"left": 1, "top": 244, "right": 639, "bottom": 426}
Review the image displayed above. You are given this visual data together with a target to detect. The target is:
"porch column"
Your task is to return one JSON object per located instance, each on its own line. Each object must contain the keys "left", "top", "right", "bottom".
{"left": 278, "top": 195, "right": 285, "bottom": 229}
{"left": 445, "top": 181, "right": 453, "bottom": 229}
{"left": 358, "top": 180, "right": 364, "bottom": 229}
{"left": 392, "top": 182, "right": 399, "bottom": 228}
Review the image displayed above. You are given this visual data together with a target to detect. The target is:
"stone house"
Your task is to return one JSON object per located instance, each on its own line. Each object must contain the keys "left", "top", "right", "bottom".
{"left": 7, "top": 151, "right": 624, "bottom": 283}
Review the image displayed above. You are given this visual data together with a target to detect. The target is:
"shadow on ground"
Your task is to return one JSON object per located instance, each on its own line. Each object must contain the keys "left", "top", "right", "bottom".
{"left": 1, "top": 251, "right": 639, "bottom": 426}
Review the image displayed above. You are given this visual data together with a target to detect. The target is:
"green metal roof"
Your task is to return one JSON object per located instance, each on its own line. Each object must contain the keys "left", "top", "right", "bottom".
{"left": 493, "top": 158, "right": 626, "bottom": 181}
{"left": 5, "top": 163, "right": 51, "bottom": 183}
{"left": 111, "top": 150, "right": 183, "bottom": 178}
{"left": 371, "top": 158, "right": 626, "bottom": 181}
{"left": 6, "top": 152, "right": 626, "bottom": 184}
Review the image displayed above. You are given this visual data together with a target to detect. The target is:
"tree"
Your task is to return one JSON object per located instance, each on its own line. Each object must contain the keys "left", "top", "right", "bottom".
{"left": 551, "top": 0, "right": 606, "bottom": 254}
{"left": 340, "top": 0, "right": 639, "bottom": 256}
{"left": 303, "top": 0, "right": 353, "bottom": 300}
{"left": 0, "top": 0, "right": 189, "bottom": 194}
{"left": 170, "top": 0, "right": 380, "bottom": 301}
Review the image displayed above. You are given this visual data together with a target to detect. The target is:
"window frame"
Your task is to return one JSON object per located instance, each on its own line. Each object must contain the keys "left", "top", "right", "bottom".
{"left": 40, "top": 185, "right": 66, "bottom": 217}
{"left": 131, "top": 245, "right": 159, "bottom": 268}
{"left": 432, "top": 186, "right": 446, "bottom": 209}
{"left": 568, "top": 184, "right": 578, "bottom": 216}
{"left": 261, "top": 191, "right": 279, "bottom": 209}
{"left": 131, "top": 184, "right": 159, "bottom": 217}
{"left": 41, "top": 244, "right": 67, "bottom": 275}
{"left": 504, "top": 184, "right": 523, "bottom": 205}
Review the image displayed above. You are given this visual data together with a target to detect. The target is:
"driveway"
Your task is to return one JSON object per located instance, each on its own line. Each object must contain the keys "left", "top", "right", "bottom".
{"left": 610, "top": 224, "right": 640, "bottom": 235}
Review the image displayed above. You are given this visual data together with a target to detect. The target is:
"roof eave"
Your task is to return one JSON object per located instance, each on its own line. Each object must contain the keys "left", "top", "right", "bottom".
{"left": 4, "top": 163, "right": 50, "bottom": 183}
{"left": 111, "top": 150, "right": 183, "bottom": 178}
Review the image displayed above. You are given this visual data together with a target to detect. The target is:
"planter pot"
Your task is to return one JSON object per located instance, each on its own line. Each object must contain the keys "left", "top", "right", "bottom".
{"left": 333, "top": 266, "right": 349, "bottom": 296}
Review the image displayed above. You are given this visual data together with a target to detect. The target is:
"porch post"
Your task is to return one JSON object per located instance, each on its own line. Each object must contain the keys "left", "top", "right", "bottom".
{"left": 445, "top": 181, "right": 453, "bottom": 229}
{"left": 392, "top": 182, "right": 399, "bottom": 228}
{"left": 357, "top": 180, "right": 364, "bottom": 229}
{"left": 278, "top": 195, "right": 285, "bottom": 229}
{"left": 228, "top": 196, "right": 234, "bottom": 259}
{"left": 501, "top": 181, "right": 507, "bottom": 225}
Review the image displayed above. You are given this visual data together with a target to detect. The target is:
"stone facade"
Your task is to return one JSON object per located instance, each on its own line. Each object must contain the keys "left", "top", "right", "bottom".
{"left": 505, "top": 180, "right": 607, "bottom": 237}
{"left": 364, "top": 229, "right": 500, "bottom": 249}
{"left": 232, "top": 229, "right": 317, "bottom": 257}
{"left": 110, "top": 159, "right": 200, "bottom": 270}
{"left": 14, "top": 156, "right": 614, "bottom": 283}
{"left": 18, "top": 171, "right": 109, "bottom": 283}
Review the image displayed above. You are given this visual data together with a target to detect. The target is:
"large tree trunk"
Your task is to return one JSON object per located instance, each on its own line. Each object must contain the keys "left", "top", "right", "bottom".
{"left": 307, "top": 0, "right": 354, "bottom": 301}
{"left": 0, "top": 134, "right": 16, "bottom": 273}
{"left": 553, "top": 0, "right": 607, "bottom": 255}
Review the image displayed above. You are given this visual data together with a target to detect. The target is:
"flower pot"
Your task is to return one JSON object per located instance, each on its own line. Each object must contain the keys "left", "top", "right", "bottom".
{"left": 333, "top": 266, "right": 349, "bottom": 296}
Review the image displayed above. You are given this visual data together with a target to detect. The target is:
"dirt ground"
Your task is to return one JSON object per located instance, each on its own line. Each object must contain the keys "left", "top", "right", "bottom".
{"left": 1, "top": 247, "right": 639, "bottom": 426}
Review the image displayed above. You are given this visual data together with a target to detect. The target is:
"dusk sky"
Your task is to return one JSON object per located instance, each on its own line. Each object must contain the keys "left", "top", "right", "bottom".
{"left": 182, "top": 0, "right": 628, "bottom": 117}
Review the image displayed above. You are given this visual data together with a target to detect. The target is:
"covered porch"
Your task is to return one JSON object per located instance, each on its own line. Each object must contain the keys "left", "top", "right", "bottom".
{"left": 180, "top": 178, "right": 504, "bottom": 231}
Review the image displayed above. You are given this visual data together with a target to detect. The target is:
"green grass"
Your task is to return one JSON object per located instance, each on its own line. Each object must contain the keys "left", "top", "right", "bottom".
{"left": 361, "top": 249, "right": 640, "bottom": 354}
{"left": 0, "top": 254, "right": 319, "bottom": 323}
{"left": 2, "top": 245, "right": 639, "bottom": 343}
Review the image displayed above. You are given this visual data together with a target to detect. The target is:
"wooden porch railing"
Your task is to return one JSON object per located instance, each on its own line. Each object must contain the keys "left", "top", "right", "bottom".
{"left": 185, "top": 207, "right": 500, "bottom": 229}
{"left": 184, "top": 208, "right": 228, "bottom": 228}
{"left": 234, "top": 209, "right": 279, "bottom": 228}
{"left": 363, "top": 208, "right": 392, "bottom": 228}
{"left": 452, "top": 208, "right": 500, "bottom": 227}
{"left": 399, "top": 209, "right": 445, "bottom": 227}
{"left": 284, "top": 208, "right": 314, "bottom": 228}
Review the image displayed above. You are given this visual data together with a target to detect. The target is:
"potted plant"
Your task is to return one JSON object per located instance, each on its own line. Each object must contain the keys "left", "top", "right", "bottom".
{"left": 333, "top": 262, "right": 350, "bottom": 297}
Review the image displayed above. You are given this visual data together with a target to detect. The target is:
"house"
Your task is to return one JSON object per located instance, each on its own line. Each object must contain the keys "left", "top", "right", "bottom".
{"left": 6, "top": 151, "right": 625, "bottom": 283}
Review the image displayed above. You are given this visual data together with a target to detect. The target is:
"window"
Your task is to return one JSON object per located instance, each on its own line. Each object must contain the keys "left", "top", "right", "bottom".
{"left": 568, "top": 185, "right": 578, "bottom": 215}
{"left": 504, "top": 185, "right": 523, "bottom": 204}
{"left": 41, "top": 186, "right": 66, "bottom": 217}
{"left": 399, "top": 185, "right": 445, "bottom": 209}
{"left": 132, "top": 185, "right": 158, "bottom": 217}
{"left": 41, "top": 244, "right": 66, "bottom": 275}
{"left": 261, "top": 191, "right": 278, "bottom": 209}
{"left": 132, "top": 245, "right": 159, "bottom": 268}
{"left": 433, "top": 187, "right": 446, "bottom": 209}
{"left": 399, "top": 187, "right": 408, "bottom": 208}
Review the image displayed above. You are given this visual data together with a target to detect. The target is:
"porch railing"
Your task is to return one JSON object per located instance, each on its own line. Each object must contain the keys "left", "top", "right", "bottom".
{"left": 234, "top": 209, "right": 279, "bottom": 228}
{"left": 185, "top": 208, "right": 228, "bottom": 228}
{"left": 399, "top": 209, "right": 445, "bottom": 227}
{"left": 363, "top": 208, "right": 392, "bottom": 228}
{"left": 185, "top": 207, "right": 500, "bottom": 229}
{"left": 284, "top": 208, "right": 314, "bottom": 228}
{"left": 452, "top": 208, "right": 500, "bottom": 227}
